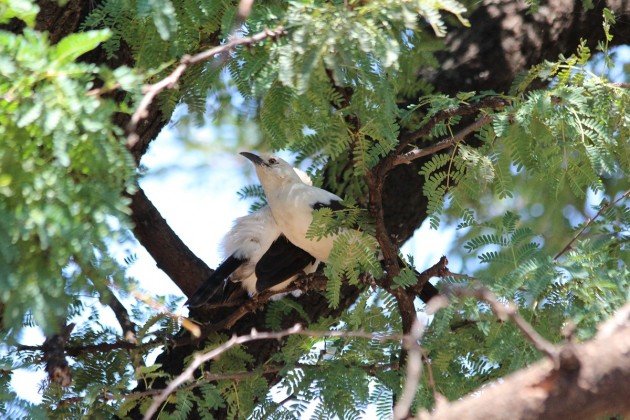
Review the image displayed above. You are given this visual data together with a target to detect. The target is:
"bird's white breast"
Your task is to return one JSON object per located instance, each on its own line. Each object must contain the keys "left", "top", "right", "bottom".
{"left": 268, "top": 183, "right": 338, "bottom": 262}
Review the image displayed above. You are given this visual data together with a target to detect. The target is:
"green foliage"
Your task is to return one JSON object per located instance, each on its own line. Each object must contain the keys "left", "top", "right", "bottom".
{"left": 0, "top": 26, "right": 139, "bottom": 334}
{"left": 0, "top": 0, "right": 39, "bottom": 27}
{"left": 324, "top": 231, "right": 383, "bottom": 308}
{"left": 419, "top": 43, "right": 628, "bottom": 231}
{"left": 2, "top": 0, "right": 628, "bottom": 419}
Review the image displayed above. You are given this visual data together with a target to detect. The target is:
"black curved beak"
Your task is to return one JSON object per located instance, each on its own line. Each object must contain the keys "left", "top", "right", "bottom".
{"left": 240, "top": 152, "right": 267, "bottom": 167}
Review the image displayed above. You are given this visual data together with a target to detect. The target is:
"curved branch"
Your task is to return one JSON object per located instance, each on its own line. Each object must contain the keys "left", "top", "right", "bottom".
{"left": 126, "top": 26, "right": 287, "bottom": 151}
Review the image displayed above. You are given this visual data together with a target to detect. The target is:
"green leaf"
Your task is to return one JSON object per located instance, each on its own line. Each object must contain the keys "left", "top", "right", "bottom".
{"left": 53, "top": 30, "right": 111, "bottom": 63}
{"left": 0, "top": 0, "right": 39, "bottom": 27}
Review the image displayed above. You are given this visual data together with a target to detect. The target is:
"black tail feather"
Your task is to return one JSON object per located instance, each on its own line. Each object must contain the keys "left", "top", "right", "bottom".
{"left": 417, "top": 281, "right": 439, "bottom": 302}
{"left": 185, "top": 255, "right": 245, "bottom": 307}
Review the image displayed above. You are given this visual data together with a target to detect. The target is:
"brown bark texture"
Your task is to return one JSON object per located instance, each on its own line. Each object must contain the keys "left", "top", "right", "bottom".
{"left": 424, "top": 303, "right": 630, "bottom": 420}
{"left": 16, "top": 0, "right": 630, "bottom": 417}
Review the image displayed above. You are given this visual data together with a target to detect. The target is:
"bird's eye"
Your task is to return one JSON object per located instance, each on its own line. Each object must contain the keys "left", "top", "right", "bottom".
{"left": 268, "top": 158, "right": 277, "bottom": 165}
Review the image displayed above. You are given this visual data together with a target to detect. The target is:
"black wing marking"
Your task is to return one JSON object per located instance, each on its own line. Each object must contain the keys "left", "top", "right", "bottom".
{"left": 254, "top": 235, "right": 316, "bottom": 293}
{"left": 312, "top": 199, "right": 345, "bottom": 212}
{"left": 186, "top": 255, "right": 245, "bottom": 307}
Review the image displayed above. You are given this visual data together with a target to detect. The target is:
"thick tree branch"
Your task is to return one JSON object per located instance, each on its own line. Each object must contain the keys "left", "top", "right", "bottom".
{"left": 428, "top": 0, "right": 630, "bottom": 96}
{"left": 126, "top": 187, "right": 212, "bottom": 297}
{"left": 42, "top": 323, "right": 75, "bottom": 387}
{"left": 422, "top": 303, "right": 630, "bottom": 420}
{"left": 107, "top": 292, "right": 137, "bottom": 343}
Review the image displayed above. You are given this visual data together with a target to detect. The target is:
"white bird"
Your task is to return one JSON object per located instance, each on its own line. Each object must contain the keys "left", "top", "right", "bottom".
{"left": 186, "top": 168, "right": 319, "bottom": 308}
{"left": 240, "top": 152, "right": 439, "bottom": 302}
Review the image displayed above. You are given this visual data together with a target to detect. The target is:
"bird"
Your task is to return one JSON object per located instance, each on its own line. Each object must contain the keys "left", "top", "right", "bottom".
{"left": 185, "top": 167, "right": 320, "bottom": 308}
{"left": 240, "top": 151, "right": 439, "bottom": 302}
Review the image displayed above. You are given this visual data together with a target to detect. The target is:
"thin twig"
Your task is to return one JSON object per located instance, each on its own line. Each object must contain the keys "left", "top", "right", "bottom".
{"left": 130, "top": 289, "right": 201, "bottom": 338}
{"left": 143, "top": 326, "right": 300, "bottom": 419}
{"left": 554, "top": 190, "right": 629, "bottom": 260}
{"left": 126, "top": 25, "right": 286, "bottom": 150}
{"left": 220, "top": 272, "right": 329, "bottom": 328}
{"left": 443, "top": 285, "right": 558, "bottom": 361}
{"left": 393, "top": 114, "right": 493, "bottom": 166}
{"left": 376, "top": 97, "right": 509, "bottom": 179}
{"left": 143, "top": 325, "right": 409, "bottom": 419}
{"left": 422, "top": 353, "right": 440, "bottom": 402}
{"left": 393, "top": 318, "right": 427, "bottom": 419}
{"left": 235, "top": 0, "right": 255, "bottom": 26}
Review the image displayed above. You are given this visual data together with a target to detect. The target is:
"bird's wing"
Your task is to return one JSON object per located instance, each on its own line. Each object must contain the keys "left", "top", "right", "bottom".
{"left": 312, "top": 199, "right": 345, "bottom": 211}
{"left": 305, "top": 187, "right": 344, "bottom": 211}
{"left": 254, "top": 234, "right": 316, "bottom": 293}
{"left": 185, "top": 255, "right": 246, "bottom": 307}
{"left": 417, "top": 281, "right": 439, "bottom": 302}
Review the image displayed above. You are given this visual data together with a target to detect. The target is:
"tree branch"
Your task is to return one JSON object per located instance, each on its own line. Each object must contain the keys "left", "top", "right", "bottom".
{"left": 127, "top": 187, "right": 212, "bottom": 297}
{"left": 376, "top": 97, "right": 509, "bottom": 180}
{"left": 393, "top": 318, "right": 427, "bottom": 419}
{"left": 14, "top": 273, "right": 329, "bottom": 356}
{"left": 15, "top": 259, "right": 448, "bottom": 357}
{"left": 422, "top": 303, "right": 630, "bottom": 420}
{"left": 394, "top": 114, "right": 493, "bottom": 166}
{"left": 143, "top": 325, "right": 409, "bottom": 419}
{"left": 42, "top": 323, "right": 75, "bottom": 387}
{"left": 433, "top": 285, "right": 558, "bottom": 362}
{"left": 107, "top": 292, "right": 137, "bottom": 343}
{"left": 409, "top": 256, "right": 449, "bottom": 299}
{"left": 554, "top": 189, "right": 630, "bottom": 260}
{"left": 126, "top": 26, "right": 286, "bottom": 151}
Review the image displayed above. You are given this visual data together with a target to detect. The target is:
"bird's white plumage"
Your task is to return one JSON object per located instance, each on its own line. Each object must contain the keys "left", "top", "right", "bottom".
{"left": 240, "top": 151, "right": 440, "bottom": 304}
{"left": 219, "top": 167, "right": 318, "bottom": 295}
{"left": 267, "top": 182, "right": 340, "bottom": 261}
{"left": 246, "top": 154, "right": 342, "bottom": 262}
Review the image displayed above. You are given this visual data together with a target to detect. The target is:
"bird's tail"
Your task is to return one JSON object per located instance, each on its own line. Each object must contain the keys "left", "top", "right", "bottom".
{"left": 416, "top": 280, "right": 439, "bottom": 303}
{"left": 394, "top": 256, "right": 440, "bottom": 303}
{"left": 185, "top": 256, "right": 244, "bottom": 308}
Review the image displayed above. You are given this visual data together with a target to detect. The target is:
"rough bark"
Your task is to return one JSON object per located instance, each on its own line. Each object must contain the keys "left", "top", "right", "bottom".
{"left": 424, "top": 304, "right": 630, "bottom": 420}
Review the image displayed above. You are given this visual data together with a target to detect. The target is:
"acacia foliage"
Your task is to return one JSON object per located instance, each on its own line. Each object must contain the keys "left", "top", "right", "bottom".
{"left": 0, "top": 0, "right": 628, "bottom": 418}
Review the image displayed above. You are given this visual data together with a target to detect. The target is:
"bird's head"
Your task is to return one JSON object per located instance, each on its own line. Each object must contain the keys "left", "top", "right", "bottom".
{"left": 240, "top": 152, "right": 303, "bottom": 190}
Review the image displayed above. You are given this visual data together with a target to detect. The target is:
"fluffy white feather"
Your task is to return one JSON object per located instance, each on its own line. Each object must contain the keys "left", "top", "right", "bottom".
{"left": 219, "top": 167, "right": 318, "bottom": 295}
